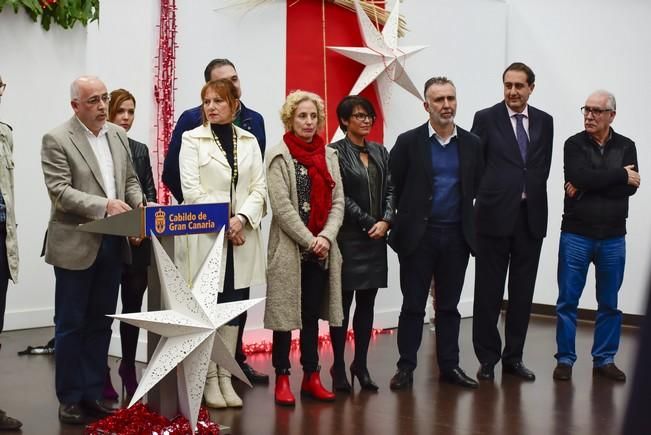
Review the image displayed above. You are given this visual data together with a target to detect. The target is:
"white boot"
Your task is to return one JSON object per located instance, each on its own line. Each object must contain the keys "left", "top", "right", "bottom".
{"left": 218, "top": 325, "right": 243, "bottom": 407}
{"left": 204, "top": 361, "right": 227, "bottom": 408}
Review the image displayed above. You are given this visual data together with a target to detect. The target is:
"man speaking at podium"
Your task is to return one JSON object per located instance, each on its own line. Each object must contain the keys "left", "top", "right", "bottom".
{"left": 41, "top": 76, "right": 143, "bottom": 425}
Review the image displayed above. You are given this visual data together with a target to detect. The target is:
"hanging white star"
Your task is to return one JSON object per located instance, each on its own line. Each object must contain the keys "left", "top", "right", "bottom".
{"left": 328, "top": 0, "right": 427, "bottom": 140}
{"left": 111, "top": 230, "right": 264, "bottom": 431}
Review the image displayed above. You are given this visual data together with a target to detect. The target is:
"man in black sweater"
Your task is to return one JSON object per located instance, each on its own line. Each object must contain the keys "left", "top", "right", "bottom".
{"left": 553, "top": 90, "right": 640, "bottom": 382}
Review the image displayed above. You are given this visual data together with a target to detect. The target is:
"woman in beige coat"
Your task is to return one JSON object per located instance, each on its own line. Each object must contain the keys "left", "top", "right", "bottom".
{"left": 264, "top": 90, "right": 344, "bottom": 406}
{"left": 178, "top": 79, "right": 266, "bottom": 409}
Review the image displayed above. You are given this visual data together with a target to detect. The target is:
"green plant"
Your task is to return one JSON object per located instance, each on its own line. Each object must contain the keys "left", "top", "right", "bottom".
{"left": 0, "top": 0, "right": 99, "bottom": 30}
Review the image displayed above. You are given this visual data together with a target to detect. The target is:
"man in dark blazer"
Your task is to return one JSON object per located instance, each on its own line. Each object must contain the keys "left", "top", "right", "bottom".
{"left": 471, "top": 62, "right": 554, "bottom": 381}
{"left": 389, "top": 77, "right": 483, "bottom": 390}
{"left": 41, "top": 76, "right": 143, "bottom": 424}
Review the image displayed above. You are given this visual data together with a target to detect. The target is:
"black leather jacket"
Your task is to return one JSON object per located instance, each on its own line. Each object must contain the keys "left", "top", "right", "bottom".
{"left": 128, "top": 138, "right": 156, "bottom": 267}
{"left": 328, "top": 138, "right": 394, "bottom": 237}
{"left": 129, "top": 138, "right": 157, "bottom": 204}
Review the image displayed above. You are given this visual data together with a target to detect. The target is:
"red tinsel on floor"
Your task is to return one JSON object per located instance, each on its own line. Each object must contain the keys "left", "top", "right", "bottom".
{"left": 242, "top": 328, "right": 393, "bottom": 354}
{"left": 153, "top": 0, "right": 177, "bottom": 205}
{"left": 84, "top": 402, "right": 219, "bottom": 435}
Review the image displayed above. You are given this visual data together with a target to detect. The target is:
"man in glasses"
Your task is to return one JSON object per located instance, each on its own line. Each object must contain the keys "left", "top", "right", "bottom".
{"left": 162, "top": 58, "right": 268, "bottom": 385}
{"left": 553, "top": 90, "right": 639, "bottom": 382}
{"left": 0, "top": 75, "right": 23, "bottom": 431}
{"left": 388, "top": 77, "right": 483, "bottom": 390}
{"left": 41, "top": 76, "right": 143, "bottom": 424}
{"left": 471, "top": 62, "right": 554, "bottom": 382}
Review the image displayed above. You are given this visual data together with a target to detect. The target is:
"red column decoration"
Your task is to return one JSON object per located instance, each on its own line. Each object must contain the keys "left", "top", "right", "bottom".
{"left": 153, "top": 0, "right": 178, "bottom": 205}
{"left": 286, "top": 0, "right": 385, "bottom": 144}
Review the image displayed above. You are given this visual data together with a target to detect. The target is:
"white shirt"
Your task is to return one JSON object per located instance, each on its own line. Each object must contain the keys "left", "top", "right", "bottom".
{"left": 428, "top": 122, "right": 458, "bottom": 147}
{"left": 76, "top": 117, "right": 116, "bottom": 199}
{"left": 506, "top": 103, "right": 530, "bottom": 140}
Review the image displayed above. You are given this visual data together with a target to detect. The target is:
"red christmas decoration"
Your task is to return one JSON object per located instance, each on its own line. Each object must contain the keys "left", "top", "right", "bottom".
{"left": 242, "top": 328, "right": 393, "bottom": 355}
{"left": 84, "top": 402, "right": 219, "bottom": 435}
{"left": 153, "top": 0, "right": 177, "bottom": 205}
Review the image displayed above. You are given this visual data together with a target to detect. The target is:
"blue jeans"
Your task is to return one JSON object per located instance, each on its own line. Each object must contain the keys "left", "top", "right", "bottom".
{"left": 555, "top": 232, "right": 625, "bottom": 367}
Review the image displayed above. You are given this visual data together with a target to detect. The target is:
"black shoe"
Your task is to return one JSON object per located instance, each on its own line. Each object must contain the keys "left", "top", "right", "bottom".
{"left": 593, "top": 363, "right": 626, "bottom": 382}
{"left": 330, "top": 366, "right": 352, "bottom": 393}
{"left": 389, "top": 369, "right": 413, "bottom": 390}
{"left": 503, "top": 361, "right": 536, "bottom": 381}
{"left": 80, "top": 400, "right": 117, "bottom": 418}
{"left": 553, "top": 363, "right": 572, "bottom": 381}
{"left": 440, "top": 367, "right": 479, "bottom": 389}
{"left": 58, "top": 403, "right": 87, "bottom": 425}
{"left": 0, "top": 409, "right": 22, "bottom": 430}
{"left": 477, "top": 364, "right": 495, "bottom": 381}
{"left": 240, "top": 362, "right": 270, "bottom": 384}
{"left": 350, "top": 365, "right": 379, "bottom": 391}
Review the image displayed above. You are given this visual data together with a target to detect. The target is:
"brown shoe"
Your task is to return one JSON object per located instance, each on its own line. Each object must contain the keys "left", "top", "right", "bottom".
{"left": 593, "top": 363, "right": 626, "bottom": 382}
{"left": 553, "top": 363, "right": 572, "bottom": 381}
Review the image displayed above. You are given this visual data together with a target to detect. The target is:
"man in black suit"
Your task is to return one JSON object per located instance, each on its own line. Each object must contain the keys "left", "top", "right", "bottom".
{"left": 389, "top": 77, "right": 483, "bottom": 390}
{"left": 472, "top": 62, "right": 554, "bottom": 381}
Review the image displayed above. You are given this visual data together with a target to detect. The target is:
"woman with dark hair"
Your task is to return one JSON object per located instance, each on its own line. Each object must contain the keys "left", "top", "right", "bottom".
{"left": 327, "top": 95, "right": 393, "bottom": 392}
{"left": 264, "top": 90, "right": 344, "bottom": 406}
{"left": 178, "top": 79, "right": 266, "bottom": 408}
{"left": 102, "top": 88, "right": 157, "bottom": 400}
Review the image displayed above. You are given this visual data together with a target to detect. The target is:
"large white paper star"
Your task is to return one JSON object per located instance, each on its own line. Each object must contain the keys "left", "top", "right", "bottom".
{"left": 111, "top": 230, "right": 264, "bottom": 431}
{"left": 328, "top": 0, "right": 427, "bottom": 140}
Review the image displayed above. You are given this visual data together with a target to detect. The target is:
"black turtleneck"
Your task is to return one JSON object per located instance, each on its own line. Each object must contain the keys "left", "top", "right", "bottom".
{"left": 211, "top": 123, "right": 235, "bottom": 168}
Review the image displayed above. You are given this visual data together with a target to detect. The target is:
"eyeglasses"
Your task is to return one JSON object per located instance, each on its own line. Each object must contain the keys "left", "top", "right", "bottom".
{"left": 351, "top": 113, "right": 375, "bottom": 122}
{"left": 81, "top": 94, "right": 111, "bottom": 105}
{"left": 0, "top": 82, "right": 6, "bottom": 95}
{"left": 581, "top": 106, "right": 613, "bottom": 116}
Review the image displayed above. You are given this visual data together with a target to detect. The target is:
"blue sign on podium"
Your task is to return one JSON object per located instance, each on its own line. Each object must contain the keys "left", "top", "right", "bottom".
{"left": 144, "top": 203, "right": 229, "bottom": 237}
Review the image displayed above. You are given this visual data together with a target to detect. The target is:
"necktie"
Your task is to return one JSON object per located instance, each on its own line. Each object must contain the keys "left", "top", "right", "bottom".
{"left": 514, "top": 114, "right": 529, "bottom": 162}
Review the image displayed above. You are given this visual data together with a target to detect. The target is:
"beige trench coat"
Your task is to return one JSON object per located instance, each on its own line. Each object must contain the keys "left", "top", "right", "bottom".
{"left": 264, "top": 140, "right": 344, "bottom": 331}
{"left": 0, "top": 122, "right": 18, "bottom": 282}
{"left": 176, "top": 124, "right": 267, "bottom": 289}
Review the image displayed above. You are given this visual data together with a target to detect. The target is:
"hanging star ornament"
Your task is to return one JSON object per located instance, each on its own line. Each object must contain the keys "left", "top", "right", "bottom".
{"left": 111, "top": 230, "right": 264, "bottom": 431}
{"left": 327, "top": 0, "right": 427, "bottom": 140}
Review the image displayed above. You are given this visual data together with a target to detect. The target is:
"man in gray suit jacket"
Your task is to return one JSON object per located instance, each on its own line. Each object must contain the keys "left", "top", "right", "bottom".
{"left": 41, "top": 76, "right": 143, "bottom": 425}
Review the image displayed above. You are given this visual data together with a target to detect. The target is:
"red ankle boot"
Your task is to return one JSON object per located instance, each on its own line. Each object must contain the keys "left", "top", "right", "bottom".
{"left": 275, "top": 373, "right": 295, "bottom": 406}
{"left": 301, "top": 369, "right": 335, "bottom": 401}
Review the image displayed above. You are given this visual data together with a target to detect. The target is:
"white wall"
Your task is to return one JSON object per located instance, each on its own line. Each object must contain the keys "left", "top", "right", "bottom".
{"left": 0, "top": 0, "right": 158, "bottom": 332}
{"left": 505, "top": 0, "right": 651, "bottom": 315}
{"left": 0, "top": 0, "right": 649, "bottom": 341}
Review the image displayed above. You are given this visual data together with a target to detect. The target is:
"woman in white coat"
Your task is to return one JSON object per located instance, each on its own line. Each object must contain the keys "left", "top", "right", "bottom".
{"left": 178, "top": 79, "right": 266, "bottom": 408}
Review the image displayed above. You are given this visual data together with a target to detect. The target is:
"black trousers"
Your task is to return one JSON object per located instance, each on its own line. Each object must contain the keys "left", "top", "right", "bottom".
{"left": 472, "top": 202, "right": 543, "bottom": 366}
{"left": 119, "top": 263, "right": 148, "bottom": 365}
{"left": 0, "top": 224, "right": 8, "bottom": 334}
{"left": 272, "top": 261, "right": 328, "bottom": 373}
{"left": 329, "top": 288, "right": 378, "bottom": 371}
{"left": 397, "top": 223, "right": 469, "bottom": 372}
{"left": 217, "top": 242, "right": 247, "bottom": 325}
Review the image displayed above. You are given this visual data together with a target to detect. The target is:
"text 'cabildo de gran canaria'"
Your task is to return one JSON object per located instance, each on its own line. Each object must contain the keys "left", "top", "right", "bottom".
{"left": 167, "top": 211, "right": 216, "bottom": 231}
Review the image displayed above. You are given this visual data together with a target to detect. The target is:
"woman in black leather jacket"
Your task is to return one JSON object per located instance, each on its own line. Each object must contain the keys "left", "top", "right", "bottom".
{"left": 103, "top": 89, "right": 157, "bottom": 400}
{"left": 328, "top": 95, "right": 393, "bottom": 392}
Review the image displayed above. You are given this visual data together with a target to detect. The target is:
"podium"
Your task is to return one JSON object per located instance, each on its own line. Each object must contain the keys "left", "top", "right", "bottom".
{"left": 79, "top": 203, "right": 229, "bottom": 419}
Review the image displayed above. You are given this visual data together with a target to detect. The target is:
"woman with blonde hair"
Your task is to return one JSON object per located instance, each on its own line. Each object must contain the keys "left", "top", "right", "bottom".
{"left": 264, "top": 90, "right": 344, "bottom": 406}
{"left": 178, "top": 79, "right": 266, "bottom": 408}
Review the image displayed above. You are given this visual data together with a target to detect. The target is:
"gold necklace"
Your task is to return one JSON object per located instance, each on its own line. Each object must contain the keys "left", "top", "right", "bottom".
{"left": 211, "top": 124, "right": 238, "bottom": 187}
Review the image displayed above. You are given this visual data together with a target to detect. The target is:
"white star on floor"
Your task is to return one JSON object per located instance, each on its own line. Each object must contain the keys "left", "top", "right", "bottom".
{"left": 328, "top": 0, "right": 427, "bottom": 140}
{"left": 111, "top": 230, "right": 264, "bottom": 431}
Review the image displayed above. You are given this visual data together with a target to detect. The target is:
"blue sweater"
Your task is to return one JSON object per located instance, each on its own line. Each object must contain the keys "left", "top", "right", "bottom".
{"left": 430, "top": 136, "right": 461, "bottom": 223}
{"left": 161, "top": 101, "right": 266, "bottom": 202}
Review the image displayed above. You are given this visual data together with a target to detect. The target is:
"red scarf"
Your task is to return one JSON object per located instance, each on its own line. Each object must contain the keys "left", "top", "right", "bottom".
{"left": 283, "top": 131, "right": 335, "bottom": 235}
